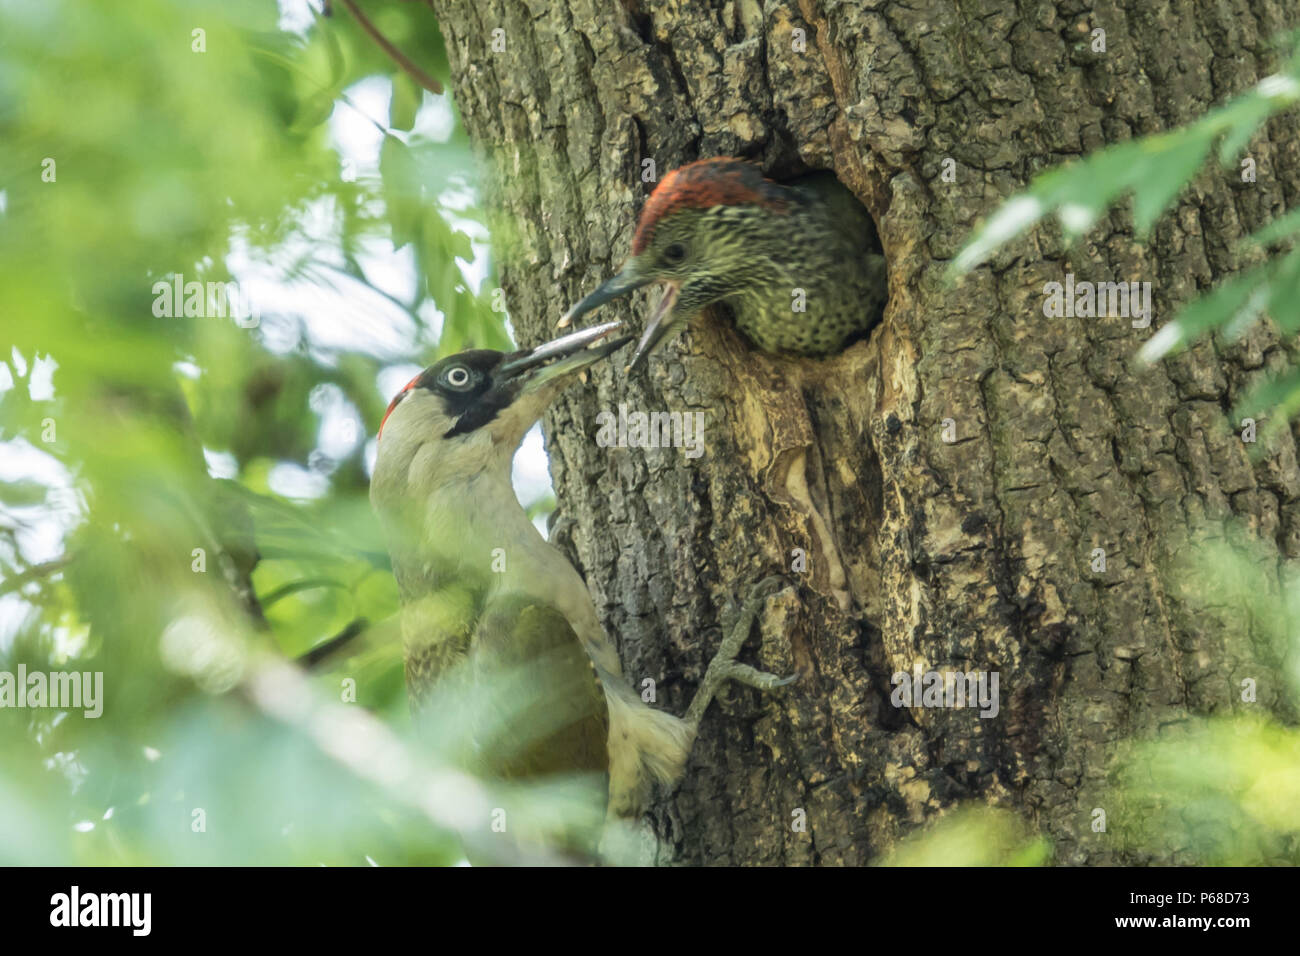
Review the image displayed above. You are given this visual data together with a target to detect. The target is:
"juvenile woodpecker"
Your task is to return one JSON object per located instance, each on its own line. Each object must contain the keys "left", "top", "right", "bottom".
{"left": 559, "top": 157, "right": 887, "bottom": 370}
{"left": 369, "top": 322, "right": 792, "bottom": 843}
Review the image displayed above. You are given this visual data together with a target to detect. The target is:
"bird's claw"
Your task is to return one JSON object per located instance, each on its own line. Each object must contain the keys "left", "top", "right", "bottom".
{"left": 685, "top": 574, "right": 797, "bottom": 729}
{"left": 712, "top": 660, "right": 798, "bottom": 690}
{"left": 721, "top": 574, "right": 793, "bottom": 633}
{"left": 749, "top": 574, "right": 793, "bottom": 603}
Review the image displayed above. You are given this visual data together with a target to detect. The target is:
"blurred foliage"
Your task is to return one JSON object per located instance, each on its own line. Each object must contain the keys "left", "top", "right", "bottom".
{"left": 878, "top": 808, "right": 1051, "bottom": 867}
{"left": 4, "top": 0, "right": 1297, "bottom": 868}
{"left": 1110, "top": 535, "right": 1300, "bottom": 864}
{"left": 953, "top": 29, "right": 1300, "bottom": 450}
{"left": 0, "top": 0, "right": 552, "bottom": 865}
{"left": 1117, "top": 717, "right": 1300, "bottom": 864}
{"left": 875, "top": 523, "right": 1300, "bottom": 867}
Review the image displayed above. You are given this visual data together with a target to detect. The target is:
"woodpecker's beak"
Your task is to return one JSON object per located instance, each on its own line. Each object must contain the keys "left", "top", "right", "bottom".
{"left": 497, "top": 319, "right": 630, "bottom": 393}
{"left": 558, "top": 263, "right": 681, "bottom": 372}
{"left": 557, "top": 265, "right": 653, "bottom": 331}
{"left": 458, "top": 319, "right": 631, "bottom": 446}
{"left": 625, "top": 281, "right": 680, "bottom": 372}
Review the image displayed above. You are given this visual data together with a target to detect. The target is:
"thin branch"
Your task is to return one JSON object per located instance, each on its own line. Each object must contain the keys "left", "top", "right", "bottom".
{"left": 337, "top": 0, "right": 444, "bottom": 95}
{"left": 260, "top": 576, "right": 346, "bottom": 608}
{"left": 245, "top": 656, "right": 572, "bottom": 865}
{"left": 296, "top": 617, "right": 369, "bottom": 669}
{"left": 0, "top": 555, "right": 75, "bottom": 598}
{"left": 336, "top": 91, "right": 391, "bottom": 136}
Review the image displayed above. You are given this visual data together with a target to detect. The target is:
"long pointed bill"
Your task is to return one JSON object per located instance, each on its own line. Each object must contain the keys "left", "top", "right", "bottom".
{"left": 498, "top": 319, "right": 632, "bottom": 391}
{"left": 556, "top": 265, "right": 653, "bottom": 330}
{"left": 625, "top": 282, "right": 680, "bottom": 372}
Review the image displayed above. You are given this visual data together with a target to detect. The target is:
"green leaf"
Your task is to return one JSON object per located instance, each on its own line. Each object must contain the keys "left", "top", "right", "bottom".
{"left": 288, "top": 88, "right": 337, "bottom": 133}
{"left": 379, "top": 134, "right": 422, "bottom": 249}
{"left": 1137, "top": 266, "right": 1271, "bottom": 364}
{"left": 1046, "top": 141, "right": 1142, "bottom": 239}
{"left": 389, "top": 72, "right": 421, "bottom": 132}
{"left": 954, "top": 51, "right": 1300, "bottom": 276}
{"left": 1235, "top": 364, "right": 1300, "bottom": 452}
{"left": 1243, "top": 206, "right": 1300, "bottom": 248}
{"left": 1216, "top": 94, "right": 1274, "bottom": 163}
{"left": 1261, "top": 248, "right": 1300, "bottom": 335}
{"left": 1131, "top": 130, "right": 1212, "bottom": 234}
{"left": 318, "top": 17, "right": 346, "bottom": 88}
{"left": 949, "top": 196, "right": 1044, "bottom": 275}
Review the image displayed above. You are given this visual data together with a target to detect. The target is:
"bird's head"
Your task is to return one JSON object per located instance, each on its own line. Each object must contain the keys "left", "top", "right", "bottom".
{"left": 371, "top": 321, "right": 628, "bottom": 509}
{"left": 560, "top": 158, "right": 791, "bottom": 370}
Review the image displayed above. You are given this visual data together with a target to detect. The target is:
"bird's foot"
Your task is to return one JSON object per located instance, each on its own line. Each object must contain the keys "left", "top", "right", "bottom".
{"left": 684, "top": 575, "right": 797, "bottom": 729}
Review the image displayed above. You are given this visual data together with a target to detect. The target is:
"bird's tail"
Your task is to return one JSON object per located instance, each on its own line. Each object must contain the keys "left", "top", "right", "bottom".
{"left": 601, "top": 683, "right": 695, "bottom": 819}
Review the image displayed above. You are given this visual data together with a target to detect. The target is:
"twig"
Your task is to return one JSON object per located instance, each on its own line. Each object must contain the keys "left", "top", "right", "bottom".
{"left": 245, "top": 656, "right": 572, "bottom": 865}
{"left": 0, "top": 555, "right": 74, "bottom": 597}
{"left": 337, "top": 0, "right": 444, "bottom": 95}
{"left": 297, "top": 617, "right": 369, "bottom": 669}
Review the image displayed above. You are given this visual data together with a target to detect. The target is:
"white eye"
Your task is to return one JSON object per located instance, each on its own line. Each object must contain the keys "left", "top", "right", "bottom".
{"left": 445, "top": 366, "right": 471, "bottom": 388}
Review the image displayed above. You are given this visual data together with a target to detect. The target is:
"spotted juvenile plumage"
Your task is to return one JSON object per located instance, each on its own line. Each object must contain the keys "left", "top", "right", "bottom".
{"left": 561, "top": 157, "right": 888, "bottom": 367}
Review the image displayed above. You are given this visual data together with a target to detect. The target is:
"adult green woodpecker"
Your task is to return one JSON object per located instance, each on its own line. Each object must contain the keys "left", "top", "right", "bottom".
{"left": 559, "top": 157, "right": 887, "bottom": 370}
{"left": 369, "top": 321, "right": 792, "bottom": 847}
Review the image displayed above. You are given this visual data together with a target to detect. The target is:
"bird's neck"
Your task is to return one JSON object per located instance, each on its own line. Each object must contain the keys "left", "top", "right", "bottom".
{"left": 423, "top": 462, "right": 541, "bottom": 567}
{"left": 374, "top": 434, "right": 537, "bottom": 598}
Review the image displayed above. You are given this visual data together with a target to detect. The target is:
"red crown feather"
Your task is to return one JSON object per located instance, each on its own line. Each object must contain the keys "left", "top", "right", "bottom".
{"left": 378, "top": 372, "right": 422, "bottom": 440}
{"left": 631, "top": 158, "right": 790, "bottom": 255}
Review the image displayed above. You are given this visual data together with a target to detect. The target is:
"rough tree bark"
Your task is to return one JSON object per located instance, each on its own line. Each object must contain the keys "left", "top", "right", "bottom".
{"left": 428, "top": 0, "right": 1300, "bottom": 864}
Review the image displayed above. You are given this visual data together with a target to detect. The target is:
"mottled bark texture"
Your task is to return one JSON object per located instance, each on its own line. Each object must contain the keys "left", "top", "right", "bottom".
{"left": 428, "top": 0, "right": 1300, "bottom": 864}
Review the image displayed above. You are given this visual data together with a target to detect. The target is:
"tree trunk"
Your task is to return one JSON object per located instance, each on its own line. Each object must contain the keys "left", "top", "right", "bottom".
{"left": 429, "top": 0, "right": 1300, "bottom": 864}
